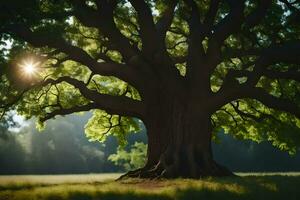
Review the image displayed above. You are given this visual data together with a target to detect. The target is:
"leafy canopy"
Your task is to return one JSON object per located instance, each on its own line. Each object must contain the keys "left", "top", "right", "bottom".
{"left": 0, "top": 0, "right": 300, "bottom": 152}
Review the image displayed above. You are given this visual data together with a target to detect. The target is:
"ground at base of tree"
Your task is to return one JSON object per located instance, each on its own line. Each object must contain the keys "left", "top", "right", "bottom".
{"left": 0, "top": 173, "right": 300, "bottom": 200}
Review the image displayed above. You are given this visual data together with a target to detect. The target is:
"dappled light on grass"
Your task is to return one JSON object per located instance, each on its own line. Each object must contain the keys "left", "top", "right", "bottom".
{"left": 1, "top": 173, "right": 300, "bottom": 200}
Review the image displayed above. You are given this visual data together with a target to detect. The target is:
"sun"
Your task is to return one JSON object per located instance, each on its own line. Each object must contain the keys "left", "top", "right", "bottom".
{"left": 24, "top": 62, "right": 36, "bottom": 74}
{"left": 18, "top": 60, "right": 40, "bottom": 77}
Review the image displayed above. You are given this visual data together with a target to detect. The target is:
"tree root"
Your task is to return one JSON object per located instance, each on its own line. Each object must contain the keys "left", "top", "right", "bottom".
{"left": 116, "top": 167, "right": 144, "bottom": 180}
{"left": 117, "top": 160, "right": 234, "bottom": 180}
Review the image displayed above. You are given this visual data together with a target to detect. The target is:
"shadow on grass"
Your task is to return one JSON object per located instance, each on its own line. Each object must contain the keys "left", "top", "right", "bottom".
{"left": 175, "top": 176, "right": 300, "bottom": 200}
{"left": 48, "top": 191, "right": 171, "bottom": 200}
{"left": 2, "top": 175, "right": 300, "bottom": 200}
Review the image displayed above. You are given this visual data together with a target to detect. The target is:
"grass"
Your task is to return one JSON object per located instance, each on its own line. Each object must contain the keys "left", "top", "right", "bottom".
{"left": 0, "top": 173, "right": 300, "bottom": 200}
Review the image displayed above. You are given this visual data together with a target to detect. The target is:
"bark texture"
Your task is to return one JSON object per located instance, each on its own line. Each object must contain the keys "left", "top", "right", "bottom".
{"left": 120, "top": 92, "right": 233, "bottom": 179}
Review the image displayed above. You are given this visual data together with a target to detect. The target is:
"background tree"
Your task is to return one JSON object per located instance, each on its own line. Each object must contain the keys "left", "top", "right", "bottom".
{"left": 0, "top": 0, "right": 300, "bottom": 178}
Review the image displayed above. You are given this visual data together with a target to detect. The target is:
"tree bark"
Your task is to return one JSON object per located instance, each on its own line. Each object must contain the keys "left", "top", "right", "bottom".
{"left": 120, "top": 93, "right": 233, "bottom": 179}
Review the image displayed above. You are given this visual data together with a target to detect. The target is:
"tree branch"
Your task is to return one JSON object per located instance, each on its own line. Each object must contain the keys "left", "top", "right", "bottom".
{"left": 203, "top": 0, "right": 220, "bottom": 30}
{"left": 220, "top": 41, "right": 300, "bottom": 91}
{"left": 206, "top": 0, "right": 273, "bottom": 78}
{"left": 222, "top": 48, "right": 261, "bottom": 59}
{"left": 262, "top": 69, "right": 300, "bottom": 82}
{"left": 206, "top": 0, "right": 245, "bottom": 71}
{"left": 245, "top": 41, "right": 300, "bottom": 87}
{"left": 40, "top": 103, "right": 98, "bottom": 122}
{"left": 156, "top": 0, "right": 178, "bottom": 43}
{"left": 244, "top": 0, "right": 272, "bottom": 28}
{"left": 5, "top": 24, "right": 144, "bottom": 90}
{"left": 230, "top": 101, "right": 279, "bottom": 123}
{"left": 41, "top": 77, "right": 146, "bottom": 119}
{"left": 128, "top": 0, "right": 159, "bottom": 56}
{"left": 244, "top": 87, "right": 300, "bottom": 119}
{"left": 214, "top": 40, "right": 300, "bottom": 116}
{"left": 71, "top": 0, "right": 139, "bottom": 62}
{"left": 212, "top": 84, "right": 300, "bottom": 120}
{"left": 211, "top": 0, "right": 245, "bottom": 45}
{"left": 184, "top": 0, "right": 207, "bottom": 84}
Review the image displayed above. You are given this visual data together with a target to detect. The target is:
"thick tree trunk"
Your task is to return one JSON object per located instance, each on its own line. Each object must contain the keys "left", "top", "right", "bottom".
{"left": 120, "top": 95, "right": 233, "bottom": 179}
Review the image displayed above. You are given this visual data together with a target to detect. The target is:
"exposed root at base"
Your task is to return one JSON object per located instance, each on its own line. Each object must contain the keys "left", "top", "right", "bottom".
{"left": 117, "top": 161, "right": 234, "bottom": 180}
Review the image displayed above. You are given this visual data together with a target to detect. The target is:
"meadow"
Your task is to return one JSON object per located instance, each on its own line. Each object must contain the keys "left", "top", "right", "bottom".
{"left": 0, "top": 173, "right": 300, "bottom": 200}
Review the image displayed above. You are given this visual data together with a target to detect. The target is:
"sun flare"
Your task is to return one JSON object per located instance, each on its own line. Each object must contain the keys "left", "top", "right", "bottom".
{"left": 24, "top": 62, "right": 36, "bottom": 74}
{"left": 18, "top": 60, "right": 40, "bottom": 77}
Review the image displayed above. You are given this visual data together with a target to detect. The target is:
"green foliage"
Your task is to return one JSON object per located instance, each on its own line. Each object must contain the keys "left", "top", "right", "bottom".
{"left": 85, "top": 110, "right": 141, "bottom": 146}
{"left": 208, "top": 1, "right": 300, "bottom": 153}
{"left": 0, "top": 0, "right": 300, "bottom": 154}
{"left": 212, "top": 99, "right": 300, "bottom": 154}
{"left": 108, "top": 142, "right": 147, "bottom": 171}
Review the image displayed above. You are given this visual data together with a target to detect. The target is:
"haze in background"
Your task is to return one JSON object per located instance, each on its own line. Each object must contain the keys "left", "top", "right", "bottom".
{"left": 1, "top": 113, "right": 300, "bottom": 174}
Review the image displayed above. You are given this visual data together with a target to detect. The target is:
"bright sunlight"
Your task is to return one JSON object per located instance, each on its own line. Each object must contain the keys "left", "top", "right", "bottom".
{"left": 18, "top": 59, "right": 40, "bottom": 78}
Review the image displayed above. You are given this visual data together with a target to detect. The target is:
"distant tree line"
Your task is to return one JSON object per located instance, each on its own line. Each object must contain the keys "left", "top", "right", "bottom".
{"left": 1, "top": 114, "right": 300, "bottom": 174}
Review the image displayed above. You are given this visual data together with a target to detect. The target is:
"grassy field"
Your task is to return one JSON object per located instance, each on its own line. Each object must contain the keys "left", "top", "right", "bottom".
{"left": 0, "top": 173, "right": 300, "bottom": 200}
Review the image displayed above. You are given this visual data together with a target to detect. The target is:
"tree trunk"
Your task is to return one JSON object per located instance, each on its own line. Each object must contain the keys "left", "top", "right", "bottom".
{"left": 120, "top": 94, "right": 233, "bottom": 179}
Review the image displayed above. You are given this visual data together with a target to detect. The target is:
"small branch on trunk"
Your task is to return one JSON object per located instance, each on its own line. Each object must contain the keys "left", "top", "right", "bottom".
{"left": 211, "top": 0, "right": 245, "bottom": 45}
{"left": 229, "top": 101, "right": 279, "bottom": 123}
{"left": 262, "top": 69, "right": 300, "bottom": 82}
{"left": 40, "top": 103, "right": 98, "bottom": 122}
{"left": 244, "top": 0, "right": 272, "bottom": 28}
{"left": 169, "top": 27, "right": 189, "bottom": 37}
{"left": 222, "top": 48, "right": 261, "bottom": 60}
{"left": 167, "top": 39, "right": 188, "bottom": 50}
{"left": 203, "top": 0, "right": 220, "bottom": 30}
{"left": 128, "top": 0, "right": 159, "bottom": 56}
{"left": 156, "top": 0, "right": 178, "bottom": 43}
{"left": 219, "top": 108, "right": 238, "bottom": 127}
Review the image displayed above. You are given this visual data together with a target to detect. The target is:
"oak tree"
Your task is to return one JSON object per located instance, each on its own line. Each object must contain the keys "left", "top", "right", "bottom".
{"left": 1, "top": 0, "right": 300, "bottom": 178}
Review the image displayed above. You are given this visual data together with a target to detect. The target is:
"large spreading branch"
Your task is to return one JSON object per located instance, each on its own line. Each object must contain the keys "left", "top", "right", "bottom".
{"left": 213, "top": 41, "right": 300, "bottom": 118}
{"left": 205, "top": 0, "right": 245, "bottom": 78}
{"left": 71, "top": 0, "right": 182, "bottom": 91}
{"left": 221, "top": 42, "right": 300, "bottom": 87}
{"left": 262, "top": 69, "right": 300, "bottom": 82}
{"left": 203, "top": 0, "right": 220, "bottom": 30}
{"left": 211, "top": 0, "right": 245, "bottom": 44}
{"left": 128, "top": 0, "right": 159, "bottom": 56}
{"left": 207, "top": 0, "right": 272, "bottom": 70}
{"left": 41, "top": 77, "right": 146, "bottom": 119}
{"left": 242, "top": 41, "right": 300, "bottom": 87}
{"left": 156, "top": 0, "right": 178, "bottom": 44}
{"left": 244, "top": 87, "right": 300, "bottom": 119}
{"left": 4, "top": 24, "right": 145, "bottom": 90}
{"left": 72, "top": 0, "right": 139, "bottom": 62}
{"left": 127, "top": 0, "right": 182, "bottom": 83}
{"left": 244, "top": 0, "right": 272, "bottom": 28}
{"left": 212, "top": 84, "right": 300, "bottom": 120}
{"left": 184, "top": 0, "right": 206, "bottom": 85}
